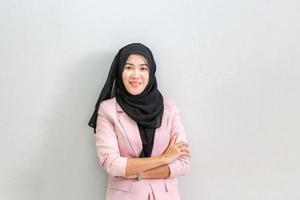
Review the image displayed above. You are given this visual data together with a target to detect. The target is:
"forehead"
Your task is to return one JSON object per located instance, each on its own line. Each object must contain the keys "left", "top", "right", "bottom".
{"left": 125, "top": 54, "right": 148, "bottom": 65}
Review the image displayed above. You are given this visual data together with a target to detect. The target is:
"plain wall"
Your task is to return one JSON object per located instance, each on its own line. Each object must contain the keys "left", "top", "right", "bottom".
{"left": 1, "top": 0, "right": 299, "bottom": 199}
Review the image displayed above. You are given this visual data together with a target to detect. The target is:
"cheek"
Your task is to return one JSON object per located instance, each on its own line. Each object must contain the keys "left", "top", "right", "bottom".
{"left": 122, "top": 71, "right": 128, "bottom": 83}
{"left": 144, "top": 74, "right": 149, "bottom": 85}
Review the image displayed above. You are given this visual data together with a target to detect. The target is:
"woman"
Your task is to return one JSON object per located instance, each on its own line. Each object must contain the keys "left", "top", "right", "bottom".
{"left": 88, "top": 43, "right": 191, "bottom": 200}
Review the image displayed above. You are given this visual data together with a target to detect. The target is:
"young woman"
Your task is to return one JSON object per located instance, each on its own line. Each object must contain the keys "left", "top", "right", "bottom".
{"left": 88, "top": 43, "right": 191, "bottom": 200}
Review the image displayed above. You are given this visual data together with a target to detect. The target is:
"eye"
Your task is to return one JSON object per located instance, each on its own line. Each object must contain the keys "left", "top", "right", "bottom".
{"left": 124, "top": 65, "right": 133, "bottom": 70}
{"left": 140, "top": 67, "right": 149, "bottom": 71}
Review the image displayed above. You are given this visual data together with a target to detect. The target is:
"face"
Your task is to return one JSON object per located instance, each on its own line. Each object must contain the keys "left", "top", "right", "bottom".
{"left": 122, "top": 54, "right": 150, "bottom": 95}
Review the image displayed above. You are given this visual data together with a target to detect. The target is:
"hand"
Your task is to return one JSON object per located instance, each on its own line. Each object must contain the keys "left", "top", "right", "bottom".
{"left": 162, "top": 133, "right": 190, "bottom": 164}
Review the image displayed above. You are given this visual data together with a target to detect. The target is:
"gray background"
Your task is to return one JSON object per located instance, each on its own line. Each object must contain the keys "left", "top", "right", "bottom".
{"left": 1, "top": 0, "right": 299, "bottom": 199}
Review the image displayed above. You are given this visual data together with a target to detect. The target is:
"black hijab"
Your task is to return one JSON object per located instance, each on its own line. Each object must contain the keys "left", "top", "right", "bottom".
{"left": 88, "top": 43, "right": 164, "bottom": 157}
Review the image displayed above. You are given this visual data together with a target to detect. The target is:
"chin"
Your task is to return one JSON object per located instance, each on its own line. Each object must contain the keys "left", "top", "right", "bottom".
{"left": 129, "top": 91, "right": 142, "bottom": 95}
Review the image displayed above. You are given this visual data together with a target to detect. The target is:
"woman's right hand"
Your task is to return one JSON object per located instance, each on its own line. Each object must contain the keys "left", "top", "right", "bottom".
{"left": 161, "top": 133, "right": 191, "bottom": 164}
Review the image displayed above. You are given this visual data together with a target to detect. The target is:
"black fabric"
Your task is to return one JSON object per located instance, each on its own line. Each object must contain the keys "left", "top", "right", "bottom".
{"left": 88, "top": 43, "right": 164, "bottom": 157}
{"left": 138, "top": 126, "right": 155, "bottom": 158}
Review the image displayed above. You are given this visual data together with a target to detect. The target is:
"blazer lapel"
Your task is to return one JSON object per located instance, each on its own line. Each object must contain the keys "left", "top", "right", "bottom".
{"left": 116, "top": 103, "right": 142, "bottom": 157}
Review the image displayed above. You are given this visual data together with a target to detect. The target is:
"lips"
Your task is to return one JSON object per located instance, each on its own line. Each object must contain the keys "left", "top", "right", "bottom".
{"left": 130, "top": 82, "right": 141, "bottom": 87}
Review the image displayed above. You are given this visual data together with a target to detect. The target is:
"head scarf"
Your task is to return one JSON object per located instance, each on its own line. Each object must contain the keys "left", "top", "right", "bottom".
{"left": 88, "top": 43, "right": 164, "bottom": 157}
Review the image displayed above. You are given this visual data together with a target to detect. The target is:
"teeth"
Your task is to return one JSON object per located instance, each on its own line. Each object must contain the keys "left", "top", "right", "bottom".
{"left": 130, "top": 82, "right": 140, "bottom": 87}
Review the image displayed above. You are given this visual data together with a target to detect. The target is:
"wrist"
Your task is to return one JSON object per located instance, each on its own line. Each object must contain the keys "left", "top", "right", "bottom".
{"left": 142, "top": 171, "right": 149, "bottom": 179}
{"left": 137, "top": 171, "right": 143, "bottom": 181}
{"left": 158, "top": 154, "right": 169, "bottom": 165}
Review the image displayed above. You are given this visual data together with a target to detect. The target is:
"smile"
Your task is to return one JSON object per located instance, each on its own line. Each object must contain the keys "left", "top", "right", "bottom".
{"left": 130, "top": 82, "right": 141, "bottom": 87}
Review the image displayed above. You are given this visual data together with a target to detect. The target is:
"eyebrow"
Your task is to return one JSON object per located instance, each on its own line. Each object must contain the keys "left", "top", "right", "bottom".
{"left": 125, "top": 62, "right": 149, "bottom": 67}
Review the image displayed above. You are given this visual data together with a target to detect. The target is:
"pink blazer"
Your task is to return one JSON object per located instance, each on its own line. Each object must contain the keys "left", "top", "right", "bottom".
{"left": 95, "top": 97, "right": 190, "bottom": 200}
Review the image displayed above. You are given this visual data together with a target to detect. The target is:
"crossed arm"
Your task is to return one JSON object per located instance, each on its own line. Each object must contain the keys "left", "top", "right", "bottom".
{"left": 95, "top": 100, "right": 191, "bottom": 179}
{"left": 95, "top": 119, "right": 190, "bottom": 180}
{"left": 124, "top": 135, "right": 190, "bottom": 179}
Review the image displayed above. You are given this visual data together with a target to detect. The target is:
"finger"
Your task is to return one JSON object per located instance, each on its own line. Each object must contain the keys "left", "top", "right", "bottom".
{"left": 179, "top": 146, "right": 190, "bottom": 153}
{"left": 182, "top": 151, "right": 190, "bottom": 157}
{"left": 176, "top": 142, "right": 189, "bottom": 147}
{"left": 176, "top": 141, "right": 187, "bottom": 144}
{"left": 181, "top": 151, "right": 191, "bottom": 157}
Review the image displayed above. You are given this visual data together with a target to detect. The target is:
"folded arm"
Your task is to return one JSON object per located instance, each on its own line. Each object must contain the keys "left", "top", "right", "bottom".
{"left": 95, "top": 100, "right": 191, "bottom": 179}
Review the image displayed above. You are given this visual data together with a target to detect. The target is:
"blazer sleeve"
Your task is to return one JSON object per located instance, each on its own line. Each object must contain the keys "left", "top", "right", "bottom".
{"left": 95, "top": 101, "right": 127, "bottom": 177}
{"left": 167, "top": 100, "right": 191, "bottom": 177}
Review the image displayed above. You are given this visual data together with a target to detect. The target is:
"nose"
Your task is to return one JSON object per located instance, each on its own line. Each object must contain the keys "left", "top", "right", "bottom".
{"left": 131, "top": 68, "right": 140, "bottom": 78}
